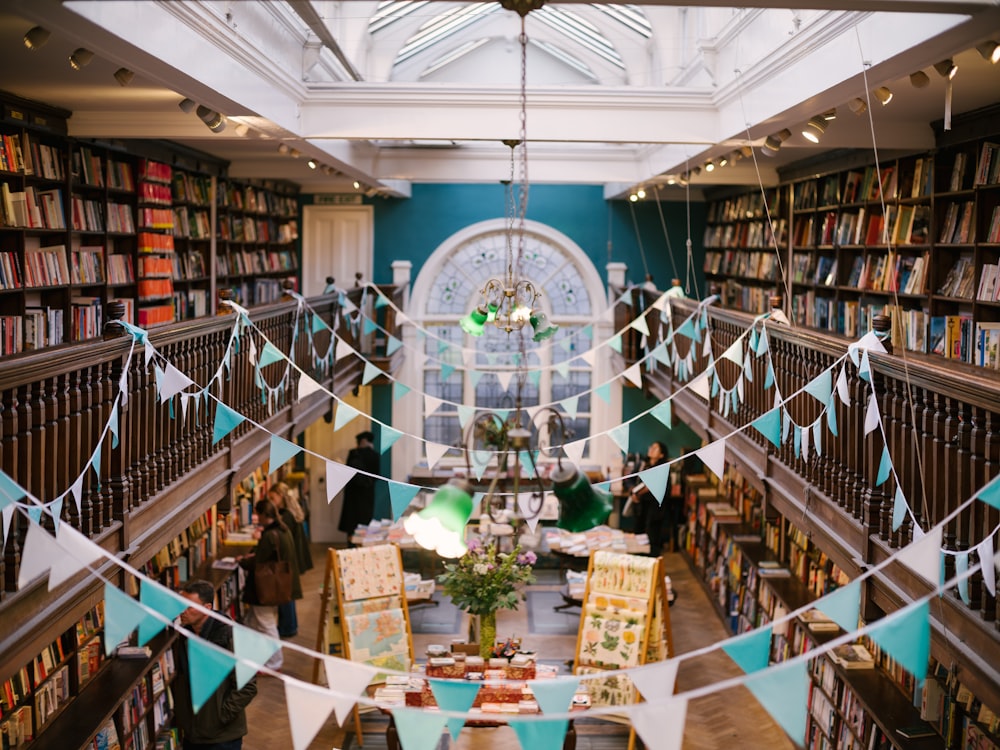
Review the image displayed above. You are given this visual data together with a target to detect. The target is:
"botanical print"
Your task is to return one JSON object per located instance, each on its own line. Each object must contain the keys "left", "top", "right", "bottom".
{"left": 338, "top": 544, "right": 403, "bottom": 601}
{"left": 345, "top": 607, "right": 411, "bottom": 671}
{"left": 576, "top": 666, "right": 637, "bottom": 706}
{"left": 343, "top": 596, "right": 400, "bottom": 617}
{"left": 588, "top": 551, "right": 658, "bottom": 598}
{"left": 577, "top": 603, "right": 646, "bottom": 668}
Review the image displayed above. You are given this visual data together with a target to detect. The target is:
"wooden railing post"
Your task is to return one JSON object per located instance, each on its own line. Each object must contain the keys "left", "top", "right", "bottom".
{"left": 104, "top": 302, "right": 131, "bottom": 525}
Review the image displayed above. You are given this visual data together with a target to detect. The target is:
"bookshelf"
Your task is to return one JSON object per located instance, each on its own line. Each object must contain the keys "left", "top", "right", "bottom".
{"left": 701, "top": 113, "right": 1000, "bottom": 369}
{"left": 170, "top": 168, "right": 214, "bottom": 321}
{"left": 136, "top": 159, "right": 176, "bottom": 327}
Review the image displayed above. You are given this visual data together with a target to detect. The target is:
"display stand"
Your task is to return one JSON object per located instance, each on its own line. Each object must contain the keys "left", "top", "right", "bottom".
{"left": 312, "top": 545, "right": 415, "bottom": 744}
{"left": 572, "top": 550, "right": 674, "bottom": 750}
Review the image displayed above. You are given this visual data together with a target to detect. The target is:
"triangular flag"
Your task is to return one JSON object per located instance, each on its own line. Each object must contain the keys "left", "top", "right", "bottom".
{"left": 897, "top": 525, "right": 943, "bottom": 585}
{"left": 2, "top": 505, "right": 15, "bottom": 551}
{"left": 858, "top": 349, "right": 872, "bottom": 382}
{"left": 363, "top": 316, "right": 378, "bottom": 336}
{"left": 695, "top": 441, "right": 726, "bottom": 481}
{"left": 594, "top": 383, "right": 611, "bottom": 404}
{"left": 233, "top": 624, "right": 282, "bottom": 688}
{"left": 608, "top": 334, "right": 623, "bottom": 353}
{"left": 745, "top": 659, "right": 808, "bottom": 745}
{"left": 750, "top": 408, "right": 782, "bottom": 448}
{"left": 650, "top": 399, "right": 672, "bottom": 429}
{"left": 629, "top": 659, "right": 679, "bottom": 702}
{"left": 555, "top": 361, "right": 570, "bottom": 381}
{"left": 69, "top": 475, "right": 84, "bottom": 515}
{"left": 867, "top": 600, "right": 931, "bottom": 678}
{"left": 26, "top": 506, "right": 42, "bottom": 525}
{"left": 816, "top": 579, "right": 861, "bottom": 632}
{"left": 793, "top": 425, "right": 802, "bottom": 458}
{"left": 390, "top": 707, "right": 448, "bottom": 750}
{"left": 103, "top": 582, "right": 148, "bottom": 655}
{"left": 848, "top": 331, "right": 887, "bottom": 365}
{"left": 321, "top": 656, "right": 378, "bottom": 724}
{"left": 284, "top": 679, "right": 339, "bottom": 750}
{"left": 138, "top": 579, "right": 189, "bottom": 646}
{"left": 764, "top": 361, "right": 775, "bottom": 390}
{"left": 892, "top": 486, "right": 908, "bottom": 531}
{"left": 469, "top": 370, "right": 484, "bottom": 388}
{"left": 978, "top": 473, "right": 1000, "bottom": 510}
{"left": 258, "top": 341, "right": 285, "bottom": 368}
{"left": 269, "top": 435, "right": 302, "bottom": 474}
{"left": 622, "top": 363, "right": 643, "bottom": 388}
{"left": 689, "top": 370, "right": 711, "bottom": 400}
{"left": 386, "top": 335, "right": 403, "bottom": 356}
{"left": 298, "top": 373, "right": 323, "bottom": 402}
{"left": 362, "top": 361, "right": 383, "bottom": 385}
{"left": 0, "top": 470, "right": 25, "bottom": 509}
{"left": 509, "top": 719, "right": 570, "bottom": 750}
{"left": 675, "top": 318, "right": 696, "bottom": 340}
{"left": 720, "top": 339, "right": 743, "bottom": 367}
{"left": 630, "top": 696, "right": 687, "bottom": 750}
{"left": 429, "top": 679, "right": 481, "bottom": 740}
{"left": 212, "top": 402, "right": 244, "bottom": 445}
{"left": 629, "top": 315, "right": 650, "bottom": 337}
{"left": 652, "top": 341, "right": 671, "bottom": 366}
{"left": 518, "top": 493, "right": 541, "bottom": 534}
{"left": 187, "top": 636, "right": 237, "bottom": 712}
{"left": 424, "top": 394, "right": 444, "bottom": 417}
{"left": 530, "top": 676, "right": 580, "bottom": 716}
{"left": 956, "top": 552, "right": 971, "bottom": 605}
{"left": 812, "top": 419, "right": 824, "bottom": 457}
{"left": 393, "top": 382, "right": 411, "bottom": 401}
{"left": 312, "top": 312, "right": 327, "bottom": 334}
{"left": 638, "top": 462, "right": 671, "bottom": 504}
{"left": 981, "top": 535, "right": 995, "bottom": 597}
{"left": 864, "top": 394, "right": 881, "bottom": 436}
{"left": 580, "top": 349, "right": 597, "bottom": 367}
{"left": 109, "top": 401, "right": 120, "bottom": 449}
{"left": 805, "top": 371, "right": 833, "bottom": 405}
{"left": 18, "top": 520, "right": 60, "bottom": 590}
{"left": 388, "top": 481, "right": 421, "bottom": 520}
{"left": 722, "top": 625, "right": 772, "bottom": 673}
{"left": 470, "top": 449, "right": 491, "bottom": 481}
{"left": 560, "top": 396, "right": 579, "bottom": 420}
{"left": 49, "top": 524, "right": 103, "bottom": 590}
{"left": 827, "top": 395, "right": 839, "bottom": 437}
{"left": 91, "top": 442, "right": 102, "bottom": 482}
{"left": 496, "top": 370, "right": 514, "bottom": 392}
{"left": 325, "top": 460, "right": 357, "bottom": 503}
{"left": 440, "top": 363, "right": 456, "bottom": 382}
{"left": 608, "top": 423, "right": 630, "bottom": 454}
{"left": 836, "top": 366, "right": 851, "bottom": 405}
{"left": 876, "top": 445, "right": 892, "bottom": 486}
{"left": 425, "top": 442, "right": 450, "bottom": 470}
{"left": 336, "top": 337, "right": 354, "bottom": 361}
{"left": 334, "top": 402, "right": 361, "bottom": 431}
{"left": 562, "top": 440, "right": 586, "bottom": 468}
{"left": 380, "top": 425, "right": 403, "bottom": 454}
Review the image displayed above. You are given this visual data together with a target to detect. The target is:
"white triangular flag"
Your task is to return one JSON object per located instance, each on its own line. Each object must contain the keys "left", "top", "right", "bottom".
{"left": 629, "top": 659, "right": 680, "bottom": 701}
{"left": 298, "top": 373, "right": 323, "bottom": 402}
{"left": 425, "top": 442, "right": 450, "bottom": 471}
{"left": 284, "top": 680, "right": 338, "bottom": 750}
{"left": 721, "top": 339, "right": 743, "bottom": 367}
{"left": 325, "top": 461, "right": 357, "bottom": 503}
{"left": 580, "top": 350, "right": 596, "bottom": 367}
{"left": 322, "top": 656, "right": 379, "bottom": 724}
{"left": 158, "top": 363, "right": 194, "bottom": 401}
{"left": 623, "top": 363, "right": 643, "bottom": 388}
{"left": 630, "top": 696, "right": 687, "bottom": 750}
{"left": 424, "top": 394, "right": 444, "bottom": 417}
{"left": 836, "top": 366, "right": 851, "bottom": 406}
{"left": 562, "top": 439, "right": 587, "bottom": 468}
{"left": 689, "top": 370, "right": 712, "bottom": 400}
{"left": 896, "top": 525, "right": 943, "bottom": 586}
{"left": 335, "top": 337, "right": 354, "bottom": 361}
{"left": 629, "top": 315, "right": 650, "bottom": 337}
{"left": 496, "top": 370, "right": 514, "bottom": 393}
{"left": 981, "top": 535, "right": 996, "bottom": 598}
{"left": 517, "top": 494, "right": 540, "bottom": 534}
{"left": 695, "top": 440, "right": 726, "bottom": 481}
{"left": 18, "top": 520, "right": 59, "bottom": 590}
{"left": 49, "top": 524, "right": 104, "bottom": 590}
{"left": 864, "top": 394, "right": 880, "bottom": 436}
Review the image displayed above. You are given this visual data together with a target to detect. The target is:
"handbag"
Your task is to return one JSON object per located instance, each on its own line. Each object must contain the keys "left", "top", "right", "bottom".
{"left": 254, "top": 530, "right": 293, "bottom": 606}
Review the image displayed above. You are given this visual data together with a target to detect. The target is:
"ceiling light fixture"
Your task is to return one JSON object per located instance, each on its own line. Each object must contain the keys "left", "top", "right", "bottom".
{"left": 195, "top": 105, "right": 226, "bottom": 133}
{"left": 629, "top": 192, "right": 639, "bottom": 202}
{"left": 718, "top": 155, "right": 729, "bottom": 167}
{"left": 976, "top": 40, "right": 1000, "bottom": 64}
{"left": 69, "top": 48, "right": 95, "bottom": 70}
{"left": 352, "top": 180, "right": 361, "bottom": 190}
{"left": 289, "top": 149, "right": 300, "bottom": 159}
{"left": 307, "top": 159, "right": 317, "bottom": 169}
{"left": 178, "top": 98, "right": 196, "bottom": 113}
{"left": 23, "top": 27, "right": 51, "bottom": 51}
{"left": 802, "top": 115, "right": 827, "bottom": 143}
{"left": 113, "top": 68, "right": 135, "bottom": 86}
{"left": 909, "top": 71, "right": 931, "bottom": 88}
{"left": 848, "top": 97, "right": 868, "bottom": 115}
{"left": 934, "top": 58, "right": 957, "bottom": 79}
{"left": 874, "top": 86, "right": 893, "bottom": 106}
{"left": 277, "top": 143, "right": 290, "bottom": 155}
{"left": 233, "top": 123, "right": 250, "bottom": 137}
{"left": 704, "top": 159, "right": 715, "bottom": 172}
{"left": 761, "top": 128, "right": 792, "bottom": 157}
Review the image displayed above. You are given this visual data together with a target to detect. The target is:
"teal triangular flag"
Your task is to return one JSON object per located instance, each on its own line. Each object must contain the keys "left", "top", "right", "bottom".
{"left": 212, "top": 402, "right": 244, "bottom": 445}
{"left": 509, "top": 719, "right": 570, "bottom": 750}
{"left": 393, "top": 382, "right": 411, "bottom": 401}
{"left": 876, "top": 445, "right": 892, "bottom": 486}
{"left": 187, "top": 636, "right": 237, "bottom": 712}
{"left": 512, "top": 352, "right": 522, "bottom": 366}
{"left": 429, "top": 679, "right": 481, "bottom": 740}
{"left": 493, "top": 409, "right": 510, "bottom": 422}
{"left": 233, "top": 624, "right": 281, "bottom": 688}
{"left": 531, "top": 677, "right": 580, "bottom": 714}
{"left": 650, "top": 400, "right": 672, "bottom": 429}
{"left": 519, "top": 450, "right": 539, "bottom": 479}
{"left": 27, "top": 506, "right": 43, "bottom": 524}
{"left": 858, "top": 349, "right": 872, "bottom": 382}
{"left": 561, "top": 396, "right": 579, "bottom": 420}
{"left": 816, "top": 579, "right": 860, "bottom": 632}
{"left": 258, "top": 341, "right": 284, "bottom": 368}
{"left": 608, "top": 334, "right": 622, "bottom": 354}
{"left": 608, "top": 423, "right": 630, "bottom": 453}
{"left": 749, "top": 328, "right": 759, "bottom": 353}
{"left": 457, "top": 405, "right": 476, "bottom": 429}
{"left": 751, "top": 408, "right": 782, "bottom": 448}
{"left": 363, "top": 361, "right": 383, "bottom": 385}
{"left": 978, "top": 473, "right": 1000, "bottom": 510}
{"left": 582, "top": 325, "right": 593, "bottom": 339}
{"left": 312, "top": 313, "right": 327, "bottom": 334}
{"left": 527, "top": 369, "right": 541, "bottom": 387}
{"left": 103, "top": 583, "right": 147, "bottom": 656}
{"left": 554, "top": 361, "right": 570, "bottom": 380}
{"left": 471, "top": 449, "right": 490, "bottom": 481}
{"left": 388, "top": 481, "right": 421, "bottom": 520}
{"left": 440, "top": 363, "right": 455, "bottom": 381}
{"left": 793, "top": 425, "right": 802, "bottom": 458}
{"left": 469, "top": 370, "right": 483, "bottom": 388}
{"left": 109, "top": 402, "right": 119, "bottom": 449}
{"left": 334, "top": 402, "right": 361, "bottom": 431}
{"left": 638, "top": 462, "right": 671, "bottom": 503}
{"left": 138, "top": 579, "right": 189, "bottom": 646}
{"left": 804, "top": 370, "right": 832, "bottom": 404}
{"left": 676, "top": 318, "right": 696, "bottom": 340}
{"left": 711, "top": 374, "right": 720, "bottom": 399}
{"left": 269, "top": 435, "right": 302, "bottom": 474}
{"left": 363, "top": 316, "right": 378, "bottom": 336}
{"left": 652, "top": 341, "right": 671, "bottom": 366}
{"left": 764, "top": 361, "right": 775, "bottom": 390}
{"left": 756, "top": 328, "right": 769, "bottom": 355}
{"left": 437, "top": 339, "right": 449, "bottom": 356}
{"left": 154, "top": 363, "right": 164, "bottom": 394}
{"left": 0, "top": 470, "right": 25, "bottom": 509}
{"left": 892, "top": 486, "right": 908, "bottom": 531}
{"left": 594, "top": 383, "right": 611, "bottom": 404}
{"left": 722, "top": 625, "right": 772, "bottom": 673}
{"left": 391, "top": 708, "right": 448, "bottom": 750}
{"left": 827, "top": 397, "right": 838, "bottom": 437}
{"left": 375, "top": 294, "right": 389, "bottom": 309}
{"left": 386, "top": 335, "right": 402, "bottom": 356}
{"left": 91, "top": 442, "right": 103, "bottom": 482}
{"left": 867, "top": 600, "right": 930, "bottom": 678}
{"left": 745, "top": 659, "right": 808, "bottom": 745}
{"left": 380, "top": 425, "right": 403, "bottom": 454}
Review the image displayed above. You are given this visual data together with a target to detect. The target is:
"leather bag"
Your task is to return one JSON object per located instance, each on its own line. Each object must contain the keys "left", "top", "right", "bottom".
{"left": 254, "top": 530, "right": 293, "bottom": 606}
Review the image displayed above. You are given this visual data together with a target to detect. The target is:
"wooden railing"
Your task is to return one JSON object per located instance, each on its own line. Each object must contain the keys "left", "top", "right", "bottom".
{"left": 615, "top": 287, "right": 1000, "bottom": 706}
{"left": 0, "top": 283, "right": 405, "bottom": 681}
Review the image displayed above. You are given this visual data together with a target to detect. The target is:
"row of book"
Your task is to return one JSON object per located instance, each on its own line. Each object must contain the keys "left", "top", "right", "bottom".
{"left": 138, "top": 159, "right": 172, "bottom": 185}
{"left": 939, "top": 201, "right": 976, "bottom": 244}
{"left": 170, "top": 251, "right": 207, "bottom": 281}
{"left": 218, "top": 213, "right": 295, "bottom": 244}
{"left": 973, "top": 141, "right": 1000, "bottom": 187}
{"left": 987, "top": 205, "right": 1000, "bottom": 244}
{"left": 71, "top": 296, "right": 103, "bottom": 341}
{"left": 137, "top": 279, "right": 174, "bottom": 300}
{"left": 0, "top": 132, "right": 64, "bottom": 181}
{"left": 977, "top": 263, "right": 1000, "bottom": 302}
{"left": 174, "top": 289, "right": 209, "bottom": 320}
{"left": 108, "top": 254, "right": 135, "bottom": 285}
{"left": 107, "top": 202, "right": 136, "bottom": 234}
{"left": 137, "top": 303, "right": 174, "bottom": 327}
{"left": 138, "top": 208, "right": 174, "bottom": 231}
{"left": 703, "top": 219, "right": 787, "bottom": 249}
{"left": 218, "top": 182, "right": 297, "bottom": 216}
{"left": 171, "top": 207, "right": 212, "bottom": 239}
{"left": 0, "top": 184, "right": 66, "bottom": 230}
{"left": 70, "top": 196, "right": 106, "bottom": 233}
{"left": 138, "top": 256, "right": 173, "bottom": 278}
{"left": 22, "top": 245, "right": 72, "bottom": 287}
{"left": 222, "top": 249, "right": 300, "bottom": 277}
{"left": 845, "top": 250, "right": 929, "bottom": 294}
{"left": 171, "top": 172, "right": 211, "bottom": 205}
{"left": 72, "top": 247, "right": 106, "bottom": 285}
{"left": 137, "top": 181, "right": 172, "bottom": 206}
{"left": 937, "top": 257, "right": 978, "bottom": 299}
{"left": 138, "top": 232, "right": 175, "bottom": 254}
{"left": 71, "top": 150, "right": 134, "bottom": 191}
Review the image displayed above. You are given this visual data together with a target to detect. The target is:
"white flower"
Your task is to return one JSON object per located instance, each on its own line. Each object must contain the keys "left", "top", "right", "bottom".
{"left": 474, "top": 563, "right": 489, "bottom": 575}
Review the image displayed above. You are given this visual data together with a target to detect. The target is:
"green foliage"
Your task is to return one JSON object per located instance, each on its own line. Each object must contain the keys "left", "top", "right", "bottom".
{"left": 437, "top": 539, "right": 536, "bottom": 616}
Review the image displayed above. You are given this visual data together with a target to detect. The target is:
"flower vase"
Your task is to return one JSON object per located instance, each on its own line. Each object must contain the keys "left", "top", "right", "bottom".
{"left": 479, "top": 611, "right": 496, "bottom": 659}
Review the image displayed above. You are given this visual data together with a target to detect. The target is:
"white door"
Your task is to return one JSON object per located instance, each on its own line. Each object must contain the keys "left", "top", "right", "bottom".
{"left": 301, "top": 205, "right": 374, "bottom": 296}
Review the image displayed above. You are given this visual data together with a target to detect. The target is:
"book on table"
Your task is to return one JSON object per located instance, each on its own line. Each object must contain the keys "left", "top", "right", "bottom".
{"left": 830, "top": 643, "right": 875, "bottom": 669}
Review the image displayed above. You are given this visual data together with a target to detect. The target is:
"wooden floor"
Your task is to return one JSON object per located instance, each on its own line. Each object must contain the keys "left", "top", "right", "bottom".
{"left": 242, "top": 544, "right": 794, "bottom": 750}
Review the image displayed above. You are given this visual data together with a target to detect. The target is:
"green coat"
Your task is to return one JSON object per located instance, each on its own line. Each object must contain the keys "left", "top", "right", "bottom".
{"left": 241, "top": 521, "right": 302, "bottom": 604}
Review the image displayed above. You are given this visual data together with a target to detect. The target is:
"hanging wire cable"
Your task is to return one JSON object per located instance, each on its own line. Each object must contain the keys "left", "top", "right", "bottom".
{"left": 683, "top": 160, "right": 696, "bottom": 294}
{"left": 627, "top": 198, "right": 651, "bottom": 280}
{"left": 652, "top": 184, "right": 681, "bottom": 283}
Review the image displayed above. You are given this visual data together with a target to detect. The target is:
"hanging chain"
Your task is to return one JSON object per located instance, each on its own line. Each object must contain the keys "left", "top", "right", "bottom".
{"left": 515, "top": 15, "right": 529, "bottom": 279}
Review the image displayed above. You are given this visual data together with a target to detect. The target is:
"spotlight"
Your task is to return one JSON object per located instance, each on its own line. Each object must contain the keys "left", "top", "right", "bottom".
{"left": 848, "top": 97, "right": 867, "bottom": 115}
{"left": 705, "top": 160, "right": 715, "bottom": 172}
{"left": 909, "top": 71, "right": 930, "bottom": 88}
{"left": 740, "top": 145, "right": 753, "bottom": 158}
{"left": 802, "top": 115, "right": 827, "bottom": 143}
{"left": 353, "top": 180, "right": 361, "bottom": 190}
{"left": 195, "top": 105, "right": 226, "bottom": 133}
{"left": 730, "top": 150, "right": 742, "bottom": 163}
{"left": 307, "top": 159, "right": 317, "bottom": 169}
{"left": 691, "top": 165, "right": 702, "bottom": 176}
{"left": 718, "top": 155, "right": 729, "bottom": 167}
{"left": 976, "top": 40, "right": 1000, "bottom": 64}
{"left": 629, "top": 192, "right": 639, "bottom": 202}
{"left": 761, "top": 128, "right": 792, "bottom": 157}
{"left": 666, "top": 176, "right": 676, "bottom": 185}
{"left": 289, "top": 149, "right": 301, "bottom": 159}
{"left": 113, "top": 68, "right": 134, "bottom": 86}
{"left": 277, "top": 143, "right": 290, "bottom": 155}
{"left": 233, "top": 123, "right": 250, "bottom": 137}
{"left": 636, "top": 188, "right": 646, "bottom": 199}
{"left": 874, "top": 86, "right": 893, "bottom": 106}
{"left": 69, "top": 48, "right": 94, "bottom": 70}
{"left": 23, "top": 27, "right": 50, "bottom": 51}
{"left": 934, "top": 59, "right": 957, "bottom": 79}
{"left": 178, "top": 98, "right": 197, "bottom": 113}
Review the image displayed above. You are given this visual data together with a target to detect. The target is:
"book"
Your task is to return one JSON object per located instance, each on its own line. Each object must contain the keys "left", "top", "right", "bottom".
{"left": 798, "top": 610, "right": 839, "bottom": 632}
{"left": 895, "top": 723, "right": 936, "bottom": 739}
{"left": 830, "top": 643, "right": 875, "bottom": 669}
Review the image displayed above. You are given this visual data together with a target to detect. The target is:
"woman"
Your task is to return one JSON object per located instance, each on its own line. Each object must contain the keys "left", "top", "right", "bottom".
{"left": 238, "top": 498, "right": 301, "bottom": 671}
{"left": 267, "top": 485, "right": 310, "bottom": 638}
{"left": 629, "top": 441, "right": 669, "bottom": 557}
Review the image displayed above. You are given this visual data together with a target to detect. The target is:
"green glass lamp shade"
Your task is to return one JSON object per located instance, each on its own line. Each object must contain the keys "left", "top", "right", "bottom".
{"left": 529, "top": 310, "right": 559, "bottom": 342}
{"left": 460, "top": 306, "right": 488, "bottom": 336}
{"left": 550, "top": 465, "right": 612, "bottom": 533}
{"left": 402, "top": 478, "right": 474, "bottom": 558}
{"left": 486, "top": 303, "right": 499, "bottom": 323}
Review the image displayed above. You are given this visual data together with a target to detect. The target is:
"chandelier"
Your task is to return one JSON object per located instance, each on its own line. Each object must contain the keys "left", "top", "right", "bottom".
{"left": 458, "top": 7, "right": 557, "bottom": 343}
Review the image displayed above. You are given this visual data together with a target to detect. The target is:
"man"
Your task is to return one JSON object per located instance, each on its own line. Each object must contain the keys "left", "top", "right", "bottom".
{"left": 174, "top": 579, "right": 258, "bottom": 750}
{"left": 338, "top": 430, "right": 381, "bottom": 536}
{"left": 628, "top": 441, "right": 669, "bottom": 557}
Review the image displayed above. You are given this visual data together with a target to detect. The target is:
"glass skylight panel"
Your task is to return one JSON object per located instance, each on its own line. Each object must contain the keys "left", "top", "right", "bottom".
{"left": 530, "top": 39, "right": 597, "bottom": 81}
{"left": 369, "top": 1, "right": 429, "bottom": 35}
{"left": 395, "top": 4, "right": 501, "bottom": 65}
{"left": 535, "top": 6, "right": 624, "bottom": 69}
{"left": 420, "top": 38, "right": 491, "bottom": 79}
{"left": 592, "top": 4, "right": 652, "bottom": 38}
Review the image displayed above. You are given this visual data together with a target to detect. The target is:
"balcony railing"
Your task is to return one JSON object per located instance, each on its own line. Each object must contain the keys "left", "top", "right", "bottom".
{"left": 614, "top": 286, "right": 1000, "bottom": 707}
{"left": 0, "top": 283, "right": 405, "bottom": 680}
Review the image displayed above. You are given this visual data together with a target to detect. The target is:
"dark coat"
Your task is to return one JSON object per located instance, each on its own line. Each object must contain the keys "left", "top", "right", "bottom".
{"left": 338, "top": 445, "right": 380, "bottom": 533}
{"left": 279, "top": 507, "right": 314, "bottom": 573}
{"left": 240, "top": 521, "right": 303, "bottom": 604}
{"left": 173, "top": 615, "right": 257, "bottom": 744}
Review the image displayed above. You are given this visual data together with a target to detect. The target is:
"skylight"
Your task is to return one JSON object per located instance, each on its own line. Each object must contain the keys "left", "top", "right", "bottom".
{"left": 393, "top": 4, "right": 501, "bottom": 65}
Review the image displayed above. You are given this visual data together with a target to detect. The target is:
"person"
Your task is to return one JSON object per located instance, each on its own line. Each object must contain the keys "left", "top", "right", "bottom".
{"left": 338, "top": 430, "right": 380, "bottom": 536}
{"left": 174, "top": 579, "right": 257, "bottom": 750}
{"left": 237, "top": 498, "right": 301, "bottom": 671}
{"left": 628, "top": 441, "right": 669, "bottom": 557}
{"left": 267, "top": 484, "right": 310, "bottom": 639}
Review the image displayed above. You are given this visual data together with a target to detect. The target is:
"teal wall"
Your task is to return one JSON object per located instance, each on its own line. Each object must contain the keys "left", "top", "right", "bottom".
{"left": 368, "top": 183, "right": 705, "bottom": 294}
{"left": 371, "top": 384, "right": 394, "bottom": 520}
{"left": 622, "top": 388, "right": 701, "bottom": 461}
